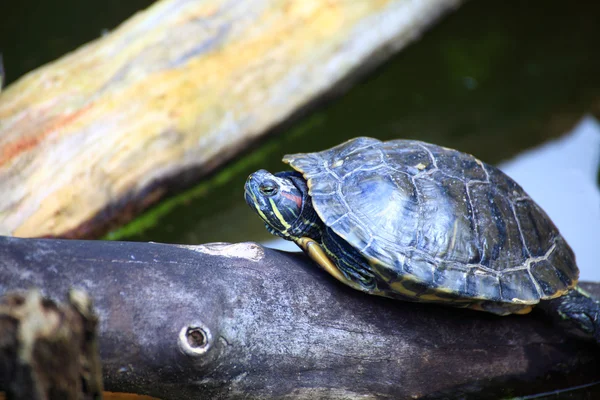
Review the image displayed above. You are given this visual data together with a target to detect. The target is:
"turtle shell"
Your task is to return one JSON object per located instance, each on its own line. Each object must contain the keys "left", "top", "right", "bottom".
{"left": 282, "top": 137, "right": 578, "bottom": 304}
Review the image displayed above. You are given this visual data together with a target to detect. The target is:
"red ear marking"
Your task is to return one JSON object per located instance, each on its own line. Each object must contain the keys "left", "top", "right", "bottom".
{"left": 281, "top": 191, "right": 302, "bottom": 208}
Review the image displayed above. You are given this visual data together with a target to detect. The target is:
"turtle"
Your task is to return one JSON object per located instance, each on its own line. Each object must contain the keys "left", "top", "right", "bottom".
{"left": 244, "top": 137, "right": 600, "bottom": 342}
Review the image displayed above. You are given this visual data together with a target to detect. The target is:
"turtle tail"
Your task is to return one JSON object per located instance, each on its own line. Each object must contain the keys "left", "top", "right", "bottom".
{"left": 538, "top": 286, "right": 600, "bottom": 343}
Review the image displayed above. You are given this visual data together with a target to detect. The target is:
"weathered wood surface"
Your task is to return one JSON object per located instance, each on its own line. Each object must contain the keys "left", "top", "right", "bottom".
{"left": 0, "top": 289, "right": 103, "bottom": 400}
{"left": 0, "top": 236, "right": 598, "bottom": 399}
{"left": 0, "top": 0, "right": 460, "bottom": 240}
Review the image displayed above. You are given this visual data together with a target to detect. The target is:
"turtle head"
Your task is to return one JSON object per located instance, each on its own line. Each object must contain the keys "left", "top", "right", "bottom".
{"left": 245, "top": 169, "right": 321, "bottom": 241}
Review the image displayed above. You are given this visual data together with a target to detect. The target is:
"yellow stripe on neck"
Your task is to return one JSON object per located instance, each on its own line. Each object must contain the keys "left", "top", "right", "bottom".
{"left": 269, "top": 198, "right": 292, "bottom": 230}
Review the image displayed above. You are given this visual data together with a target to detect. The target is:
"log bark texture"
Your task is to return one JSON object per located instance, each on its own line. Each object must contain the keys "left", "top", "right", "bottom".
{"left": 0, "top": 236, "right": 599, "bottom": 399}
{"left": 0, "top": 0, "right": 460, "bottom": 239}
{"left": 0, "top": 289, "right": 103, "bottom": 399}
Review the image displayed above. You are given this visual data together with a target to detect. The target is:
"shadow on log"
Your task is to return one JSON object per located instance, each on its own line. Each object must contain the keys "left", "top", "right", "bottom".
{"left": 0, "top": 236, "right": 599, "bottom": 399}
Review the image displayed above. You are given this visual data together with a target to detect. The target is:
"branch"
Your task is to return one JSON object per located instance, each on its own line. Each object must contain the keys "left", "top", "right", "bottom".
{"left": 0, "top": 236, "right": 598, "bottom": 399}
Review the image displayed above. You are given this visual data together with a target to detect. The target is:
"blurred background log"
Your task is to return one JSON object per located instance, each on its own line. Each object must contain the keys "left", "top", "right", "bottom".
{"left": 0, "top": 236, "right": 598, "bottom": 399}
{"left": 0, "top": 0, "right": 460, "bottom": 240}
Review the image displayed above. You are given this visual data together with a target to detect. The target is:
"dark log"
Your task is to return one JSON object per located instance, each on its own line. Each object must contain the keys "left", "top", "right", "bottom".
{"left": 0, "top": 289, "right": 103, "bottom": 399}
{"left": 0, "top": 236, "right": 598, "bottom": 399}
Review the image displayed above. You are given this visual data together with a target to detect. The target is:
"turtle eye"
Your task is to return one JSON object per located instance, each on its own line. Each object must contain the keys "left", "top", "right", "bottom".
{"left": 259, "top": 180, "right": 278, "bottom": 196}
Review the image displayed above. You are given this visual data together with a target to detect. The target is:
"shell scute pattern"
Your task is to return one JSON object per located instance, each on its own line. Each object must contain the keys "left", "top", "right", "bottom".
{"left": 469, "top": 181, "right": 529, "bottom": 270}
{"left": 306, "top": 177, "right": 337, "bottom": 197}
{"left": 465, "top": 268, "right": 502, "bottom": 300}
{"left": 342, "top": 169, "right": 419, "bottom": 249}
{"left": 400, "top": 250, "right": 436, "bottom": 283}
{"left": 382, "top": 143, "right": 433, "bottom": 176}
{"left": 415, "top": 170, "right": 479, "bottom": 263}
{"left": 512, "top": 199, "right": 557, "bottom": 257}
{"left": 420, "top": 141, "right": 489, "bottom": 182}
{"left": 500, "top": 270, "right": 539, "bottom": 302}
{"left": 283, "top": 137, "right": 577, "bottom": 303}
{"left": 432, "top": 262, "right": 471, "bottom": 295}
{"left": 546, "top": 237, "right": 578, "bottom": 283}
{"left": 530, "top": 254, "right": 571, "bottom": 297}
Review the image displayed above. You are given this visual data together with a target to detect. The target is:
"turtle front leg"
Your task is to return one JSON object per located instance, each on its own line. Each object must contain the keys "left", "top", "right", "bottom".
{"left": 537, "top": 286, "right": 600, "bottom": 343}
{"left": 295, "top": 237, "right": 356, "bottom": 288}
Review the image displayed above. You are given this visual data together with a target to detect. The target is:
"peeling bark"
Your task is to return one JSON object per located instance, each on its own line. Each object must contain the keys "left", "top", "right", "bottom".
{"left": 0, "top": 236, "right": 598, "bottom": 399}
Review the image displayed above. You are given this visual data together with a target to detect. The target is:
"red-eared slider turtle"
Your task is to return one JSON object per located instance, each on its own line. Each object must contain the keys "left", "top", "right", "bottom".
{"left": 244, "top": 137, "right": 600, "bottom": 341}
